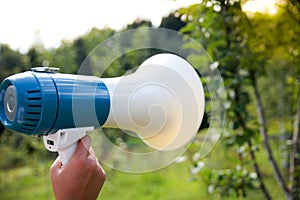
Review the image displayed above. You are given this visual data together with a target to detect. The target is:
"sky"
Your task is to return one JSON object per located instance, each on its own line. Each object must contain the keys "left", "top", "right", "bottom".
{"left": 0, "top": 0, "right": 200, "bottom": 52}
{"left": 243, "top": 0, "right": 281, "bottom": 15}
{"left": 0, "top": 0, "right": 279, "bottom": 53}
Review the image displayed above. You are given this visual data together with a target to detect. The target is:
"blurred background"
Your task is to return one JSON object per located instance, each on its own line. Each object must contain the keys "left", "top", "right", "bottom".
{"left": 0, "top": 0, "right": 299, "bottom": 199}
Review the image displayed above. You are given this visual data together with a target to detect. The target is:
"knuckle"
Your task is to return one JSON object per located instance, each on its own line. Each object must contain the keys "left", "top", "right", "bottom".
{"left": 88, "top": 159, "right": 106, "bottom": 181}
{"left": 96, "top": 165, "right": 106, "bottom": 181}
{"left": 100, "top": 170, "right": 106, "bottom": 181}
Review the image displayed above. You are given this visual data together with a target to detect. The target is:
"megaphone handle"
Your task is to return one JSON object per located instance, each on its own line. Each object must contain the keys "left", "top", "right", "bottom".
{"left": 58, "top": 142, "right": 78, "bottom": 166}
{"left": 43, "top": 127, "right": 94, "bottom": 166}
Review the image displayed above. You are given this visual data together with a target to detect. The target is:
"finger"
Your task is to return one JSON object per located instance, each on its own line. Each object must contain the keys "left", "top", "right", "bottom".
{"left": 96, "top": 162, "right": 106, "bottom": 182}
{"left": 88, "top": 147, "right": 105, "bottom": 177}
{"left": 74, "top": 135, "right": 91, "bottom": 159}
{"left": 87, "top": 147, "right": 99, "bottom": 164}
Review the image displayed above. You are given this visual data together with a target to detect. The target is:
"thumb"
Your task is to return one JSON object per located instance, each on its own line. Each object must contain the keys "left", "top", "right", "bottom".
{"left": 50, "top": 156, "right": 63, "bottom": 176}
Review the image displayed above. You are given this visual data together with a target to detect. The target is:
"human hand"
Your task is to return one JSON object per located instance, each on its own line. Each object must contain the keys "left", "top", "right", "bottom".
{"left": 50, "top": 136, "right": 106, "bottom": 200}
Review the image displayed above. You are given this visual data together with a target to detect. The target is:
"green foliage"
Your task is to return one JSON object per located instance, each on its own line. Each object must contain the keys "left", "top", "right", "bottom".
{"left": 206, "top": 166, "right": 259, "bottom": 197}
{"left": 179, "top": 0, "right": 300, "bottom": 199}
{"left": 0, "top": 44, "right": 27, "bottom": 79}
{"left": 1, "top": 0, "right": 300, "bottom": 199}
{"left": 0, "top": 130, "right": 55, "bottom": 170}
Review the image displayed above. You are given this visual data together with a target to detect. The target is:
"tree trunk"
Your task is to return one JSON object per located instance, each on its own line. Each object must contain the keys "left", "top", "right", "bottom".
{"left": 247, "top": 140, "right": 272, "bottom": 200}
{"left": 250, "top": 73, "right": 291, "bottom": 199}
{"left": 290, "top": 93, "right": 300, "bottom": 199}
{"left": 234, "top": 86, "right": 272, "bottom": 200}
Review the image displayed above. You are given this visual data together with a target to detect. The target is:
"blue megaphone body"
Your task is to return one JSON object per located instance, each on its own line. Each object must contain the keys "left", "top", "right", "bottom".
{"left": 0, "top": 68, "right": 110, "bottom": 135}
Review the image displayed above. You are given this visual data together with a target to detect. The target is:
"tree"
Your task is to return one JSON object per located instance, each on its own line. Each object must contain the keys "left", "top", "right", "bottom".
{"left": 180, "top": 1, "right": 271, "bottom": 198}
{"left": 27, "top": 48, "right": 40, "bottom": 67}
{"left": 160, "top": 13, "right": 186, "bottom": 31}
{"left": 0, "top": 44, "right": 26, "bottom": 78}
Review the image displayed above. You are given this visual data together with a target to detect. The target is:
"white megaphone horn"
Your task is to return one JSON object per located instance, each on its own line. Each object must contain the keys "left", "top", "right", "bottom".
{"left": 101, "top": 53, "right": 205, "bottom": 151}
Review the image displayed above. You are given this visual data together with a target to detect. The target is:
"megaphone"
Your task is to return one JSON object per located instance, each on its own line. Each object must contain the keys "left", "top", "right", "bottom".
{"left": 0, "top": 53, "right": 205, "bottom": 165}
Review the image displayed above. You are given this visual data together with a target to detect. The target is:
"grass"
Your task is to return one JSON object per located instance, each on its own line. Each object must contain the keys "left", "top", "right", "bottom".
{"left": 0, "top": 138, "right": 287, "bottom": 200}
{"left": 0, "top": 160, "right": 207, "bottom": 200}
{"left": 100, "top": 162, "right": 207, "bottom": 200}
{"left": 0, "top": 162, "right": 54, "bottom": 199}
